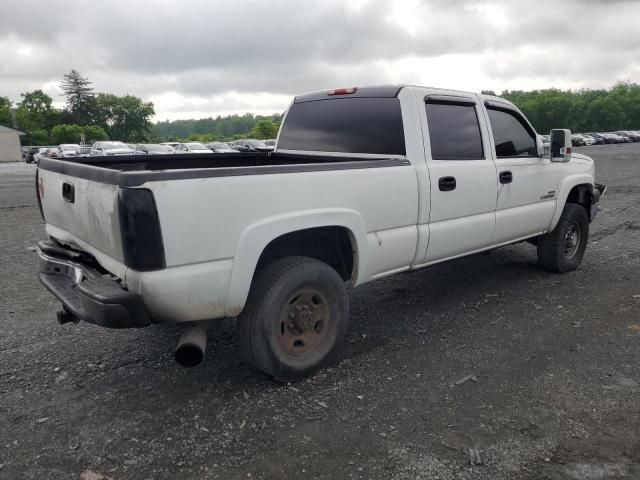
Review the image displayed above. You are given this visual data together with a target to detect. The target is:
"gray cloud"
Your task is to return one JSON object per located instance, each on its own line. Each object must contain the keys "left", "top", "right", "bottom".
{"left": 2, "top": 0, "right": 639, "bottom": 119}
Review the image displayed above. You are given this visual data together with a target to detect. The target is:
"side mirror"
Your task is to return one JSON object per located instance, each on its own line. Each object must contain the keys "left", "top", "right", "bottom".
{"left": 550, "top": 129, "right": 572, "bottom": 162}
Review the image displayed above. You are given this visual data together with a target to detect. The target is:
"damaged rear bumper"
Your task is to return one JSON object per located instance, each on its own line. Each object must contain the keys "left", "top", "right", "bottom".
{"left": 37, "top": 240, "right": 151, "bottom": 328}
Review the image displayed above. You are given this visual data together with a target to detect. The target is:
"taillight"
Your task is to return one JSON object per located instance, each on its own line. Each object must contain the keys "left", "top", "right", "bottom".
{"left": 327, "top": 87, "right": 357, "bottom": 96}
{"left": 118, "top": 188, "right": 165, "bottom": 271}
{"left": 35, "top": 169, "right": 45, "bottom": 221}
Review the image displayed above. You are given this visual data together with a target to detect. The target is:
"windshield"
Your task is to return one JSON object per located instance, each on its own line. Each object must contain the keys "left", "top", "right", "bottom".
{"left": 186, "top": 143, "right": 209, "bottom": 150}
{"left": 61, "top": 144, "right": 80, "bottom": 152}
{"left": 102, "top": 142, "right": 129, "bottom": 150}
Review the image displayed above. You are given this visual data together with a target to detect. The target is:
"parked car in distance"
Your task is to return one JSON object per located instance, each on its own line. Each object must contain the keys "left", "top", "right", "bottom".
{"left": 56, "top": 144, "right": 82, "bottom": 158}
{"left": 263, "top": 139, "right": 276, "bottom": 147}
{"left": 173, "top": 142, "right": 214, "bottom": 154}
{"left": 32, "top": 147, "right": 49, "bottom": 163}
{"left": 584, "top": 133, "right": 608, "bottom": 144}
{"left": 571, "top": 135, "right": 586, "bottom": 147}
{"left": 90, "top": 141, "right": 136, "bottom": 156}
{"left": 574, "top": 134, "right": 595, "bottom": 146}
{"left": 606, "top": 133, "right": 627, "bottom": 143}
{"left": 160, "top": 142, "right": 180, "bottom": 151}
{"left": 616, "top": 131, "right": 640, "bottom": 142}
{"left": 24, "top": 146, "right": 40, "bottom": 163}
{"left": 580, "top": 134, "right": 599, "bottom": 145}
{"left": 609, "top": 132, "right": 630, "bottom": 143}
{"left": 135, "top": 144, "right": 174, "bottom": 155}
{"left": 205, "top": 142, "right": 240, "bottom": 153}
{"left": 46, "top": 148, "right": 59, "bottom": 158}
{"left": 232, "top": 139, "right": 273, "bottom": 152}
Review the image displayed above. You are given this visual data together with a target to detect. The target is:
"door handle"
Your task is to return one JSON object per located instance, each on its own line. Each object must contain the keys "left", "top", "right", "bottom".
{"left": 499, "top": 171, "right": 513, "bottom": 184}
{"left": 62, "top": 182, "right": 75, "bottom": 203}
{"left": 438, "top": 176, "right": 456, "bottom": 191}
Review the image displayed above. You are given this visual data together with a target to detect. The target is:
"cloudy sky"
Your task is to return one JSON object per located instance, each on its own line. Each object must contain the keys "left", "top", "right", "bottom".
{"left": 2, "top": 0, "right": 640, "bottom": 121}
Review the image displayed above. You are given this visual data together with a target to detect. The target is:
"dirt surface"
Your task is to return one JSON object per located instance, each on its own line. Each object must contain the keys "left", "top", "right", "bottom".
{"left": 1, "top": 145, "right": 639, "bottom": 480}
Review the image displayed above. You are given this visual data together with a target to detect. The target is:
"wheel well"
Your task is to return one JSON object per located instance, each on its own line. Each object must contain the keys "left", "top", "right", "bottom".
{"left": 256, "top": 227, "right": 356, "bottom": 281}
{"left": 566, "top": 184, "right": 593, "bottom": 217}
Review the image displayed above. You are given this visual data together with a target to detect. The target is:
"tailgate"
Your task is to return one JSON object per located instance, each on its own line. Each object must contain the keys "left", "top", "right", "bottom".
{"left": 37, "top": 166, "right": 125, "bottom": 271}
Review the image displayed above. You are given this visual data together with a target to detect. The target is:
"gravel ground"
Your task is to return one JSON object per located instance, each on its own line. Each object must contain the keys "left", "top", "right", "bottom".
{"left": 1, "top": 144, "right": 639, "bottom": 480}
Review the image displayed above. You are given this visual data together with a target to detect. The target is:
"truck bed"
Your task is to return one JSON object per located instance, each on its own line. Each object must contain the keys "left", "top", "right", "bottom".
{"left": 38, "top": 152, "right": 406, "bottom": 187}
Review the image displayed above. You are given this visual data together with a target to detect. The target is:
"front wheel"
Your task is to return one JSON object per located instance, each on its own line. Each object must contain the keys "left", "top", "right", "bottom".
{"left": 537, "top": 203, "right": 589, "bottom": 273}
{"left": 236, "top": 256, "right": 349, "bottom": 382}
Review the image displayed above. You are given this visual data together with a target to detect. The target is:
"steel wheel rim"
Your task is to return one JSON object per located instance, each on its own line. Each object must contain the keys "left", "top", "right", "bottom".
{"left": 278, "top": 288, "right": 331, "bottom": 357}
{"left": 564, "top": 221, "right": 581, "bottom": 258}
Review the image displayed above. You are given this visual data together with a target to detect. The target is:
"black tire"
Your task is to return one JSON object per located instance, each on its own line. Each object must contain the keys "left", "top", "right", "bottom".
{"left": 236, "top": 256, "right": 349, "bottom": 382}
{"left": 537, "top": 203, "right": 589, "bottom": 273}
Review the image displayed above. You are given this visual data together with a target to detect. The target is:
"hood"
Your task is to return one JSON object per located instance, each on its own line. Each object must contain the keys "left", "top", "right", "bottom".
{"left": 570, "top": 152, "right": 594, "bottom": 165}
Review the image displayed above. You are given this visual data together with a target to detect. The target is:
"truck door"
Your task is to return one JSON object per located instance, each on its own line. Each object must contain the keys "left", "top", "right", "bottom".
{"left": 420, "top": 94, "right": 499, "bottom": 263}
{"left": 482, "top": 101, "right": 558, "bottom": 243}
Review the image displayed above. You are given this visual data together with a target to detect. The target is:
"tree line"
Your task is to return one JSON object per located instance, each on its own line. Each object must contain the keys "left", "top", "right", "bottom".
{"left": 483, "top": 81, "right": 640, "bottom": 133}
{"left": 3, "top": 79, "right": 640, "bottom": 146}
{"left": 0, "top": 70, "right": 155, "bottom": 145}
{"left": 151, "top": 113, "right": 283, "bottom": 142}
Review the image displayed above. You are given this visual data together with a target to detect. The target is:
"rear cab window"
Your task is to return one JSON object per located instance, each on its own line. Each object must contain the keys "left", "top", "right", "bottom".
{"left": 278, "top": 97, "right": 406, "bottom": 155}
{"left": 425, "top": 99, "right": 484, "bottom": 160}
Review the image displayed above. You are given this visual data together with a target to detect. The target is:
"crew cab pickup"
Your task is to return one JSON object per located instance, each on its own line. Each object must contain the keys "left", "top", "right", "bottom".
{"left": 36, "top": 85, "right": 606, "bottom": 381}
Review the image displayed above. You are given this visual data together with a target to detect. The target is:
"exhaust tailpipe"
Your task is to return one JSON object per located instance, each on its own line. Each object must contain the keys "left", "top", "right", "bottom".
{"left": 175, "top": 324, "right": 207, "bottom": 368}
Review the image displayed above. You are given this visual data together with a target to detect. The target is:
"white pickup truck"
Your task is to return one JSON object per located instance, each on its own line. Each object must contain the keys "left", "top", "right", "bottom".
{"left": 36, "top": 85, "right": 605, "bottom": 381}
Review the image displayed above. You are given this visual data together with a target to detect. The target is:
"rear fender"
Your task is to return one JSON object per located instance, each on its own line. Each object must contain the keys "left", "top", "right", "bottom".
{"left": 224, "top": 209, "right": 367, "bottom": 317}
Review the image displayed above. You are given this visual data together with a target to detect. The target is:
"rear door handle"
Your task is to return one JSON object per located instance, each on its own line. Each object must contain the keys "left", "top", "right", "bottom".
{"left": 499, "top": 171, "right": 513, "bottom": 184}
{"left": 438, "top": 176, "right": 456, "bottom": 191}
{"left": 62, "top": 182, "right": 75, "bottom": 203}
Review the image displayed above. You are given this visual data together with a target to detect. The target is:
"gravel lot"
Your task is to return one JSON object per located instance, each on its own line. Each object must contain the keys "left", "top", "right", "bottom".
{"left": 1, "top": 144, "right": 639, "bottom": 480}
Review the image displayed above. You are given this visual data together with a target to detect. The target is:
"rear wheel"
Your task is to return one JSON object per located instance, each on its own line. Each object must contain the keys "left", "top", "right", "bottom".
{"left": 236, "top": 256, "right": 349, "bottom": 382}
{"left": 537, "top": 203, "right": 589, "bottom": 273}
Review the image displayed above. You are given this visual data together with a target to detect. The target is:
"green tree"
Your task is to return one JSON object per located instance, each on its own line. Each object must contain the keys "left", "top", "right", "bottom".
{"left": 248, "top": 118, "right": 279, "bottom": 139}
{"left": 82, "top": 125, "right": 109, "bottom": 142}
{"left": 60, "top": 70, "right": 96, "bottom": 125}
{"left": 50, "top": 124, "right": 85, "bottom": 144}
{"left": 28, "top": 129, "right": 51, "bottom": 145}
{"left": 15, "top": 90, "right": 57, "bottom": 143}
{"left": 584, "top": 96, "right": 625, "bottom": 131}
{"left": 95, "top": 93, "right": 155, "bottom": 141}
{"left": 0, "top": 96, "right": 12, "bottom": 126}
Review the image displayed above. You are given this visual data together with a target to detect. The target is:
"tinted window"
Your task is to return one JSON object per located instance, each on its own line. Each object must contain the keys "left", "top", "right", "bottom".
{"left": 487, "top": 108, "right": 537, "bottom": 157}
{"left": 278, "top": 98, "right": 405, "bottom": 155}
{"left": 426, "top": 102, "right": 484, "bottom": 160}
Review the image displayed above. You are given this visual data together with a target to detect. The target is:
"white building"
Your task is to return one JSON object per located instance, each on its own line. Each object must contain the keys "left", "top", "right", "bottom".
{"left": 0, "top": 125, "right": 25, "bottom": 163}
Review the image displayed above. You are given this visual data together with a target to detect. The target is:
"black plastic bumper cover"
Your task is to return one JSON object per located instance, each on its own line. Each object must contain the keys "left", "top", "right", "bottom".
{"left": 37, "top": 240, "right": 151, "bottom": 328}
{"left": 590, "top": 183, "right": 607, "bottom": 221}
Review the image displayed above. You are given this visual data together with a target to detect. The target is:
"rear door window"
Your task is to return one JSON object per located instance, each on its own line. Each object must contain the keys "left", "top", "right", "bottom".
{"left": 425, "top": 101, "right": 484, "bottom": 160}
{"left": 278, "top": 98, "right": 406, "bottom": 155}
